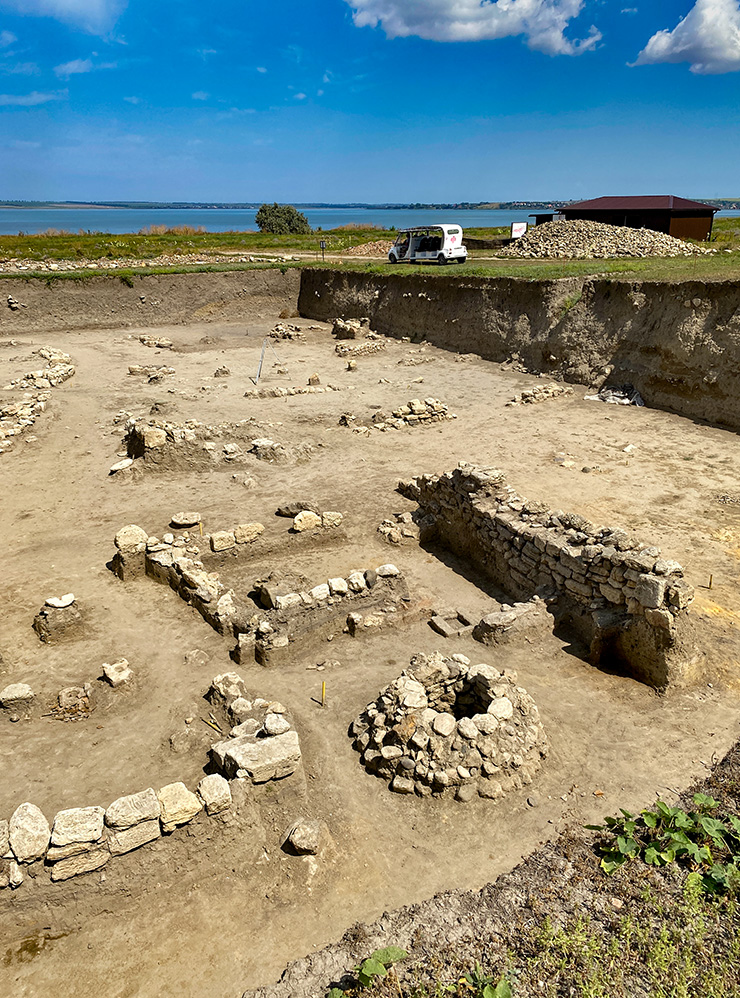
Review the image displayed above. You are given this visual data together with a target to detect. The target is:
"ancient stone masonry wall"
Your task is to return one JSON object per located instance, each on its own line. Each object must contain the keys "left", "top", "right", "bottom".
{"left": 399, "top": 464, "right": 697, "bottom": 689}
{"left": 111, "top": 523, "right": 409, "bottom": 666}
{"left": 298, "top": 269, "right": 740, "bottom": 432}
{"left": 0, "top": 346, "right": 75, "bottom": 455}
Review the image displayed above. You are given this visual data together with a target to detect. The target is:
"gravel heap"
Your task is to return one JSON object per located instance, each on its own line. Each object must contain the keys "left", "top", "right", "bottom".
{"left": 350, "top": 651, "right": 548, "bottom": 802}
{"left": 343, "top": 240, "right": 394, "bottom": 257}
{"left": 500, "top": 219, "right": 712, "bottom": 259}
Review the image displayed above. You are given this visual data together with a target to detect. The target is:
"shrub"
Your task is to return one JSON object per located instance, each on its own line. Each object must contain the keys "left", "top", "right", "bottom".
{"left": 255, "top": 202, "right": 311, "bottom": 235}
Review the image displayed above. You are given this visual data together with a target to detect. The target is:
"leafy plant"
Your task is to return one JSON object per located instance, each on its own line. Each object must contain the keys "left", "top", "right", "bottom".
{"left": 588, "top": 793, "right": 740, "bottom": 892}
{"left": 327, "top": 946, "right": 407, "bottom": 996}
{"left": 460, "top": 962, "right": 512, "bottom": 998}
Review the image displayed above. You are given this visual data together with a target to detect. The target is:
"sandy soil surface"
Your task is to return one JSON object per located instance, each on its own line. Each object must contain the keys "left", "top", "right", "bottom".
{"left": 2, "top": 309, "right": 740, "bottom": 998}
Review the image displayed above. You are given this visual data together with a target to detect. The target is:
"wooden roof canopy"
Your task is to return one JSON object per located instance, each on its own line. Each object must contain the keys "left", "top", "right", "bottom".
{"left": 564, "top": 195, "right": 718, "bottom": 213}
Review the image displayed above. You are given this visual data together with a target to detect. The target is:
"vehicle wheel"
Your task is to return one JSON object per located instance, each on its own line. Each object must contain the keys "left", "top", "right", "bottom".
{"left": 389, "top": 254, "right": 398, "bottom": 264}
{"left": 437, "top": 254, "right": 447, "bottom": 266}
{"left": 457, "top": 256, "right": 467, "bottom": 265}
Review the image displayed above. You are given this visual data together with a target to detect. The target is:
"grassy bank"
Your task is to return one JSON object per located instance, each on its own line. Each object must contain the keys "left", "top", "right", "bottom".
{"left": 323, "top": 741, "right": 740, "bottom": 998}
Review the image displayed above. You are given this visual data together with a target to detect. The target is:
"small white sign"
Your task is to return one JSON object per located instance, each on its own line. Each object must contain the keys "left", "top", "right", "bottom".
{"left": 511, "top": 222, "right": 528, "bottom": 240}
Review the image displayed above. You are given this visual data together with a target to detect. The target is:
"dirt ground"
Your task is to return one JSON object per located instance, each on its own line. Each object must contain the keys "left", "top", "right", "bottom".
{"left": 2, "top": 305, "right": 740, "bottom": 998}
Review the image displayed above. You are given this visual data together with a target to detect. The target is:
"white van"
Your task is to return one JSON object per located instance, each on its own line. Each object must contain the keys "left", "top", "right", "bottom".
{"left": 388, "top": 224, "right": 467, "bottom": 265}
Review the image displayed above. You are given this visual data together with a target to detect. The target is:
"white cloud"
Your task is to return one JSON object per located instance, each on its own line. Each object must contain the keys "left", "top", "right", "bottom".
{"left": 9, "top": 138, "right": 40, "bottom": 147}
{"left": 123, "top": 94, "right": 139, "bottom": 103}
{"left": 1, "top": 61, "right": 39, "bottom": 74}
{"left": 345, "top": 0, "right": 601, "bottom": 55}
{"left": 256, "top": 65, "right": 267, "bottom": 73}
{"left": 294, "top": 91, "right": 306, "bottom": 99}
{"left": 192, "top": 90, "right": 209, "bottom": 100}
{"left": 0, "top": 1, "right": 126, "bottom": 33}
{"left": 54, "top": 57, "right": 92, "bottom": 76}
{"left": 634, "top": 0, "right": 740, "bottom": 74}
{"left": 0, "top": 88, "right": 67, "bottom": 105}
{"left": 0, "top": 29, "right": 17, "bottom": 46}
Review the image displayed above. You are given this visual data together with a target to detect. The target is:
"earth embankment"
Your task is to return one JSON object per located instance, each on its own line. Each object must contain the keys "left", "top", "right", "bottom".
{"left": 298, "top": 268, "right": 740, "bottom": 431}
{"left": 0, "top": 268, "right": 300, "bottom": 333}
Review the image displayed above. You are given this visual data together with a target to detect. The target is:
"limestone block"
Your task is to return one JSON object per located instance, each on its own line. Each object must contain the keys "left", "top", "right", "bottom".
{"left": 0, "top": 683, "right": 34, "bottom": 708}
{"left": 157, "top": 782, "right": 203, "bottom": 833}
{"left": 51, "top": 806, "right": 105, "bottom": 847}
{"left": 293, "top": 510, "right": 321, "bottom": 531}
{"left": 432, "top": 713, "right": 456, "bottom": 737}
{"left": 667, "top": 580, "right": 694, "bottom": 610}
{"left": 50, "top": 844, "right": 110, "bottom": 881}
{"left": 208, "top": 672, "right": 247, "bottom": 706}
{"left": 283, "top": 817, "right": 330, "bottom": 854}
{"left": 309, "top": 583, "right": 330, "bottom": 601}
{"left": 114, "top": 524, "right": 149, "bottom": 553}
{"left": 429, "top": 615, "right": 458, "bottom": 638}
{"left": 321, "top": 511, "right": 343, "bottom": 529}
{"left": 105, "top": 788, "right": 160, "bottom": 830}
{"left": 488, "top": 698, "right": 514, "bottom": 720}
{"left": 0, "top": 819, "right": 8, "bottom": 855}
{"left": 263, "top": 713, "right": 291, "bottom": 736}
{"left": 634, "top": 574, "right": 667, "bottom": 609}
{"left": 197, "top": 774, "right": 232, "bottom": 816}
{"left": 457, "top": 717, "right": 479, "bottom": 740}
{"left": 346, "top": 572, "right": 367, "bottom": 592}
{"left": 376, "top": 563, "right": 400, "bottom": 577}
{"left": 9, "top": 803, "right": 50, "bottom": 863}
{"left": 328, "top": 577, "right": 349, "bottom": 596}
{"left": 108, "top": 819, "right": 161, "bottom": 856}
{"left": 102, "top": 659, "right": 133, "bottom": 687}
{"left": 645, "top": 607, "right": 675, "bottom": 630}
{"left": 275, "top": 592, "right": 302, "bottom": 611}
{"left": 234, "top": 522, "right": 264, "bottom": 544}
{"left": 214, "top": 730, "right": 301, "bottom": 782}
{"left": 141, "top": 426, "right": 167, "bottom": 449}
{"left": 0, "top": 859, "right": 23, "bottom": 890}
{"left": 472, "top": 713, "right": 498, "bottom": 735}
{"left": 390, "top": 776, "right": 415, "bottom": 794}
{"left": 210, "top": 530, "right": 236, "bottom": 552}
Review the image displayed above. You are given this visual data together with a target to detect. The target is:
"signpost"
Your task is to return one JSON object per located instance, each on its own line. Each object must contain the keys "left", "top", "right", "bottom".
{"left": 320, "top": 239, "right": 326, "bottom": 262}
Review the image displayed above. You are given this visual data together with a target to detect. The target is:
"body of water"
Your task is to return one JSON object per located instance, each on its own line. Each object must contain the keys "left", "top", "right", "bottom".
{"left": 0, "top": 205, "right": 738, "bottom": 236}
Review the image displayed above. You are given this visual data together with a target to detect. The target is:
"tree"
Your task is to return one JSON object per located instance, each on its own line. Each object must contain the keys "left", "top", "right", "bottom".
{"left": 255, "top": 203, "right": 312, "bottom": 235}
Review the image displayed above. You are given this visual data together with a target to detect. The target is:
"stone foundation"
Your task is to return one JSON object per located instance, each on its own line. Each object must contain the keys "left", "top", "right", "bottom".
{"left": 350, "top": 651, "right": 547, "bottom": 802}
{"left": 400, "top": 463, "right": 697, "bottom": 689}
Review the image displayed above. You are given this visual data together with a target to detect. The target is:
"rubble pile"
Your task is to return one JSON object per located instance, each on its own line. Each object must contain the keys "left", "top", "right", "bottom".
{"left": 343, "top": 240, "right": 394, "bottom": 257}
{"left": 1, "top": 348, "right": 76, "bottom": 454}
{"left": 506, "top": 383, "right": 573, "bottom": 406}
{"left": 344, "top": 398, "right": 456, "bottom": 433}
{"left": 243, "top": 384, "right": 345, "bottom": 399}
{"left": 500, "top": 219, "right": 713, "bottom": 259}
{"left": 335, "top": 340, "right": 386, "bottom": 358}
{"left": 350, "top": 651, "right": 548, "bottom": 801}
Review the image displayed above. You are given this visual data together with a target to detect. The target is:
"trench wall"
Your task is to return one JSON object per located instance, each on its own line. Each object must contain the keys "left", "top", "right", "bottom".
{"left": 298, "top": 268, "right": 740, "bottom": 431}
{"left": 400, "top": 464, "right": 698, "bottom": 689}
{"left": 0, "top": 268, "right": 299, "bottom": 333}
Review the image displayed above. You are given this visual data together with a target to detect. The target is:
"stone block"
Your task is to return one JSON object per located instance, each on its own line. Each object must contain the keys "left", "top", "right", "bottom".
{"left": 51, "top": 806, "right": 105, "bottom": 847}
{"left": 634, "top": 574, "right": 667, "bottom": 609}
{"left": 346, "top": 572, "right": 367, "bottom": 592}
{"left": 197, "top": 774, "right": 232, "bottom": 816}
{"left": 102, "top": 659, "right": 132, "bottom": 687}
{"left": 390, "top": 776, "right": 415, "bottom": 794}
{"left": 0, "top": 820, "right": 7, "bottom": 856}
{"left": 50, "top": 844, "right": 110, "bottom": 881}
{"left": 283, "top": 817, "right": 330, "bottom": 854}
{"left": 487, "top": 698, "right": 514, "bottom": 720}
{"left": 108, "top": 819, "right": 161, "bottom": 856}
{"left": 432, "top": 713, "right": 456, "bottom": 737}
{"left": 157, "top": 783, "right": 203, "bottom": 833}
{"left": 293, "top": 511, "right": 321, "bottom": 531}
{"left": 234, "top": 522, "right": 264, "bottom": 544}
{"left": 321, "top": 511, "right": 343, "bottom": 529}
{"left": 210, "top": 531, "right": 236, "bottom": 552}
{"left": 208, "top": 672, "right": 247, "bottom": 706}
{"left": 376, "top": 563, "right": 400, "bottom": 577}
{"left": 309, "top": 583, "right": 330, "bottom": 601}
{"left": 105, "top": 788, "right": 160, "bottom": 830}
{"left": 114, "top": 524, "right": 148, "bottom": 553}
{"left": 0, "top": 683, "right": 34, "bottom": 708}
{"left": 328, "top": 577, "right": 349, "bottom": 596}
{"left": 263, "top": 713, "right": 291, "bottom": 736}
{"left": 213, "top": 730, "right": 301, "bottom": 782}
{"left": 429, "top": 615, "right": 459, "bottom": 638}
{"left": 9, "top": 803, "right": 50, "bottom": 863}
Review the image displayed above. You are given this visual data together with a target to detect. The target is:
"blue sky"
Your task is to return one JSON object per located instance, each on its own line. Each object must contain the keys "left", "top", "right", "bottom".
{"left": 0, "top": 0, "right": 739, "bottom": 201}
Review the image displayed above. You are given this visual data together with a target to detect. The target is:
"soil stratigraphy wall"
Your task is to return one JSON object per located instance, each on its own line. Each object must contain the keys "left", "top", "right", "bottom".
{"left": 400, "top": 463, "right": 698, "bottom": 689}
{"left": 0, "top": 269, "right": 300, "bottom": 333}
{"left": 298, "top": 269, "right": 740, "bottom": 430}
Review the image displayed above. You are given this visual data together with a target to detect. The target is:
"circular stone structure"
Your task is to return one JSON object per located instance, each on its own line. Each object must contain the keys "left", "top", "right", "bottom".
{"left": 350, "top": 652, "right": 548, "bottom": 801}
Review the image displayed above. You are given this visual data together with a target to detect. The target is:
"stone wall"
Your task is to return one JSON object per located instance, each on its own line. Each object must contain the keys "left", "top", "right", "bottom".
{"left": 399, "top": 463, "right": 697, "bottom": 689}
{"left": 298, "top": 269, "right": 740, "bottom": 432}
